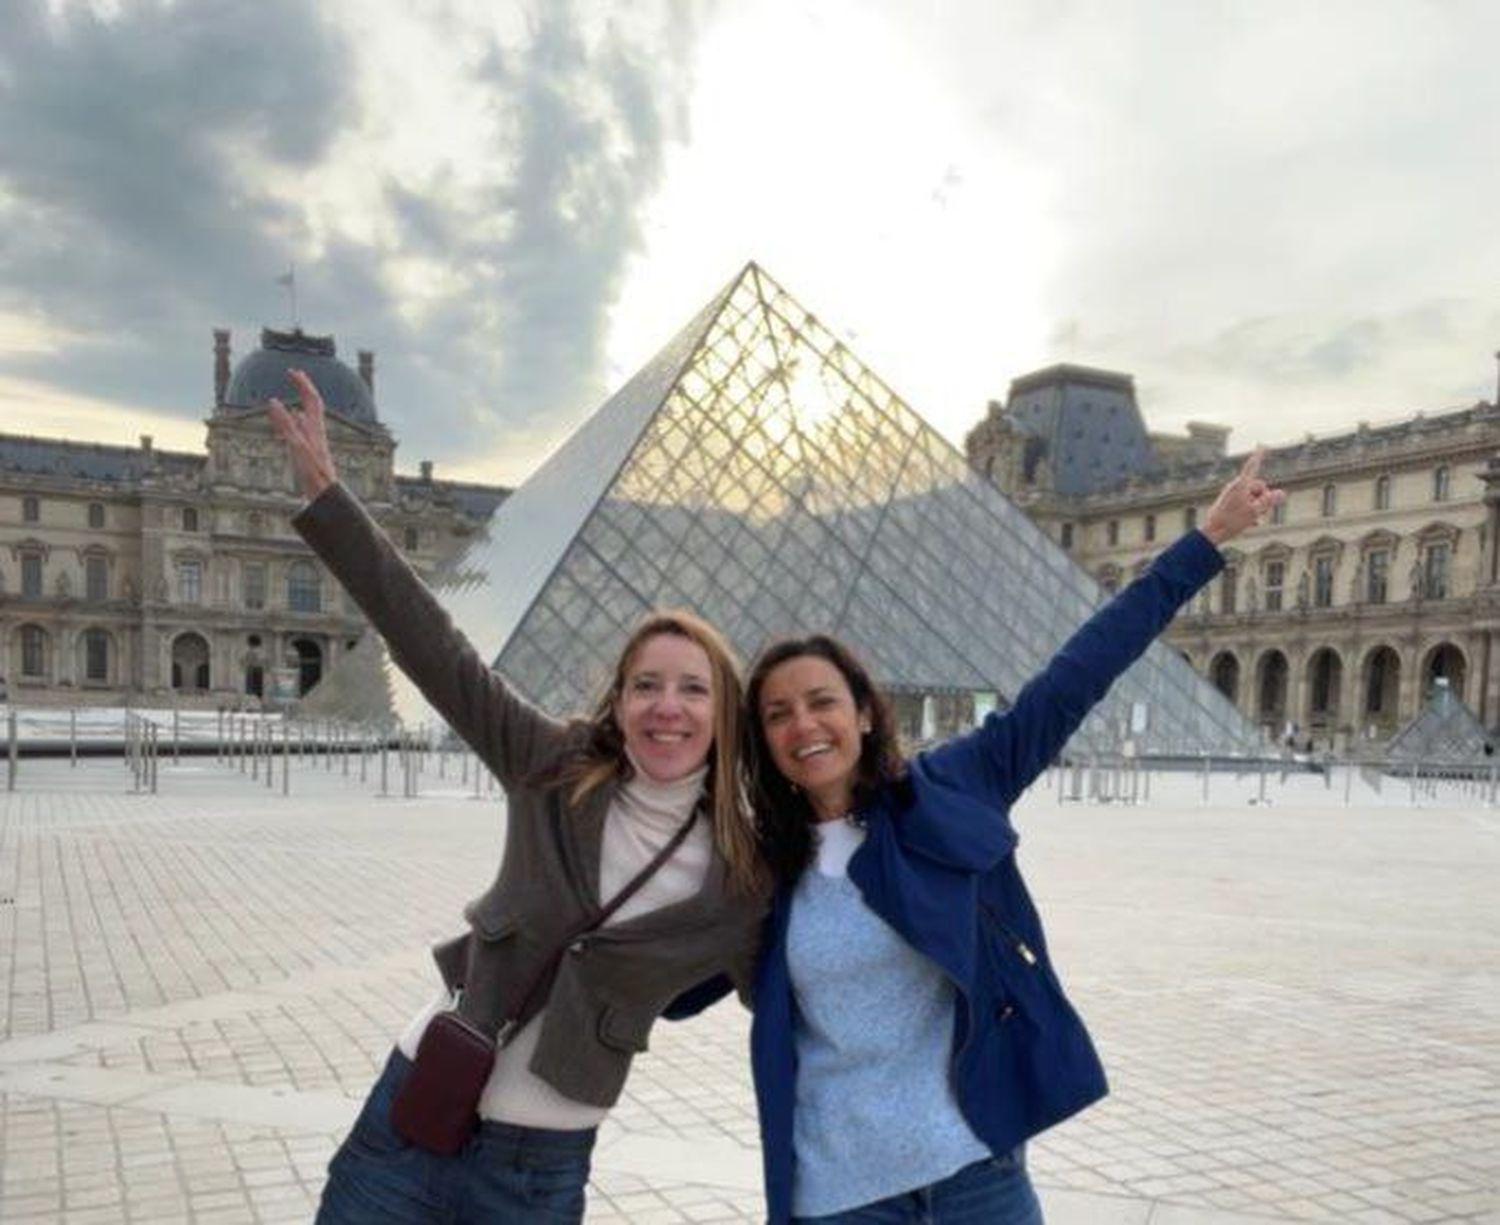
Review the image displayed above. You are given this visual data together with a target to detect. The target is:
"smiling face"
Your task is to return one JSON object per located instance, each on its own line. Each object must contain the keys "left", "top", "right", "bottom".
{"left": 614, "top": 631, "right": 716, "bottom": 784}
{"left": 757, "top": 654, "right": 871, "bottom": 821}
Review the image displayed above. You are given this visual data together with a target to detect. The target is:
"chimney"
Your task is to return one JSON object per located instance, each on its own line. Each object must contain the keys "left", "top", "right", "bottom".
{"left": 213, "top": 329, "right": 232, "bottom": 407}
{"left": 419, "top": 460, "right": 433, "bottom": 482}
{"left": 140, "top": 434, "right": 153, "bottom": 455}
{"left": 358, "top": 349, "right": 375, "bottom": 394}
{"left": 1185, "top": 421, "right": 1231, "bottom": 457}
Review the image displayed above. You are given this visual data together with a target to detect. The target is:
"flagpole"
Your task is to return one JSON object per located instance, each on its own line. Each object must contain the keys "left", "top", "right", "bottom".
{"left": 277, "top": 264, "right": 298, "bottom": 329}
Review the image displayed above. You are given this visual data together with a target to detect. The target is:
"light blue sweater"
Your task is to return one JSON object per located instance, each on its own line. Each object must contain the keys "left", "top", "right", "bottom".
{"left": 786, "top": 821, "right": 989, "bottom": 1216}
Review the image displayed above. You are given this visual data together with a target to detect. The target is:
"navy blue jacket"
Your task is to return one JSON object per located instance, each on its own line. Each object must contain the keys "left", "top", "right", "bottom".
{"left": 677, "top": 530, "right": 1224, "bottom": 1223}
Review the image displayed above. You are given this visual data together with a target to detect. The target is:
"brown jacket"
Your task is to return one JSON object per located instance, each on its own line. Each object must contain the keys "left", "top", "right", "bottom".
{"left": 294, "top": 483, "right": 763, "bottom": 1107}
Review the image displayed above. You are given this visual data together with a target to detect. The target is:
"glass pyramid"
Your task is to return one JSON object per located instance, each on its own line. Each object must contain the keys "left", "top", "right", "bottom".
{"left": 1385, "top": 678, "right": 1496, "bottom": 767}
{"left": 374, "top": 262, "right": 1262, "bottom": 758}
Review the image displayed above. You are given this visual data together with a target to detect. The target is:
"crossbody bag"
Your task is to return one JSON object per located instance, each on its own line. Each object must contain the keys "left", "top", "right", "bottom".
{"left": 390, "top": 808, "right": 700, "bottom": 1154}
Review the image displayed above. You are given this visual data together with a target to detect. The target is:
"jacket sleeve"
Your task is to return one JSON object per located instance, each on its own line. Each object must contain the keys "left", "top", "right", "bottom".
{"left": 292, "top": 482, "right": 572, "bottom": 788}
{"left": 922, "top": 529, "right": 1224, "bottom": 808}
{"left": 661, "top": 920, "right": 761, "bottom": 1019}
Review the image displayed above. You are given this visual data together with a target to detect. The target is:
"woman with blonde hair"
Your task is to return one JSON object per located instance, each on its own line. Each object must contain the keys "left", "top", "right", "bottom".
{"left": 270, "top": 368, "right": 766, "bottom": 1224}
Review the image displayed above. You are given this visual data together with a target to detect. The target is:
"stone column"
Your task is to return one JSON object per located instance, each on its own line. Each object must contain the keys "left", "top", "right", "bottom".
{"left": 1396, "top": 641, "right": 1422, "bottom": 725}
{"left": 1478, "top": 454, "right": 1500, "bottom": 588}
{"left": 56, "top": 627, "right": 75, "bottom": 687}
{"left": 920, "top": 694, "right": 937, "bottom": 742}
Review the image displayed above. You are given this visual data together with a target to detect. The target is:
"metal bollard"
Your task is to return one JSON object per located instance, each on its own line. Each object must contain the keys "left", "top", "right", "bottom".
{"left": 1201, "top": 755, "right": 1211, "bottom": 804}
{"left": 265, "top": 721, "right": 274, "bottom": 791}
{"left": 149, "top": 723, "right": 159, "bottom": 794}
{"left": 1344, "top": 761, "right": 1354, "bottom": 805}
{"left": 250, "top": 719, "right": 260, "bottom": 783}
{"left": 474, "top": 753, "right": 483, "bottom": 799}
{"left": 342, "top": 725, "right": 351, "bottom": 777}
{"left": 1255, "top": 759, "right": 1268, "bottom": 805}
{"left": 380, "top": 732, "right": 389, "bottom": 797}
{"left": 282, "top": 721, "right": 291, "bottom": 796}
{"left": 6, "top": 708, "right": 17, "bottom": 792}
{"left": 70, "top": 709, "right": 78, "bottom": 768}
{"left": 173, "top": 707, "right": 181, "bottom": 765}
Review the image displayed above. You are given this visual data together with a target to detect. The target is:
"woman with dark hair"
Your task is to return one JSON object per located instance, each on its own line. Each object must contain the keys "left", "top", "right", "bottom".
{"left": 740, "top": 453, "right": 1282, "bottom": 1223}
{"left": 269, "top": 369, "right": 767, "bottom": 1224}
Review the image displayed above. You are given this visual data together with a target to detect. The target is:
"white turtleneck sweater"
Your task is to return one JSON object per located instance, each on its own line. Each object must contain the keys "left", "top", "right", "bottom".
{"left": 396, "top": 757, "right": 713, "bottom": 1130}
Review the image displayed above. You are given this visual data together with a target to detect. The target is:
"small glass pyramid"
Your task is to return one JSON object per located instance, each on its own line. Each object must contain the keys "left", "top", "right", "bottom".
{"left": 1385, "top": 678, "right": 1496, "bottom": 766}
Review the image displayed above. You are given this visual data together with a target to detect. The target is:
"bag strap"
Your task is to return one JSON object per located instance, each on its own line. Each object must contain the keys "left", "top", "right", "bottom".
{"left": 494, "top": 805, "right": 700, "bottom": 1046}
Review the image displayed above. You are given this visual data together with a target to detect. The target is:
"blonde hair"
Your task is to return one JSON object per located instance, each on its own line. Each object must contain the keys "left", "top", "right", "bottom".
{"left": 564, "top": 609, "right": 767, "bottom": 898}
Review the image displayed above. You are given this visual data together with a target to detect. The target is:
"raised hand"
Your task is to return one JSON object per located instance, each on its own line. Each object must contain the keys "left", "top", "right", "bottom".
{"left": 1201, "top": 448, "right": 1285, "bottom": 546}
{"left": 267, "top": 368, "right": 338, "bottom": 502}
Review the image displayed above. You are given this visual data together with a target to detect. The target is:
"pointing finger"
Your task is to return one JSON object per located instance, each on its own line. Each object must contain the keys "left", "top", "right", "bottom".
{"left": 1239, "top": 447, "right": 1264, "bottom": 483}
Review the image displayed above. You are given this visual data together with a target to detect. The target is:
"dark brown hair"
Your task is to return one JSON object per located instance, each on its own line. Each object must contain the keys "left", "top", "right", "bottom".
{"left": 745, "top": 635, "right": 905, "bottom": 887}
{"left": 563, "top": 608, "right": 767, "bottom": 897}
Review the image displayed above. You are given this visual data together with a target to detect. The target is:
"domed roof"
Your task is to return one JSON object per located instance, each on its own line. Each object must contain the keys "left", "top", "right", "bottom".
{"left": 224, "top": 328, "right": 379, "bottom": 426}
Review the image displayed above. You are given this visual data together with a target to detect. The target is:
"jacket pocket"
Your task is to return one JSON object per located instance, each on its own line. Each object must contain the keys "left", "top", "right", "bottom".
{"left": 978, "top": 905, "right": 1052, "bottom": 1016}
{"left": 596, "top": 1005, "right": 653, "bottom": 1054}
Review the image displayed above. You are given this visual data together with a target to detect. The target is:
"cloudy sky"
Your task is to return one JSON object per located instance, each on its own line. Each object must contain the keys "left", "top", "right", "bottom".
{"left": 3, "top": 0, "right": 1499, "bottom": 485}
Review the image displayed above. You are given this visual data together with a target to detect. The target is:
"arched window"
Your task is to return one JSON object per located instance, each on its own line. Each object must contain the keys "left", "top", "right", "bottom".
{"left": 22, "top": 495, "right": 39, "bottom": 523}
{"left": 88, "top": 502, "right": 105, "bottom": 528}
{"left": 1321, "top": 483, "right": 1337, "bottom": 518}
{"left": 1373, "top": 474, "right": 1390, "bottom": 511}
{"left": 287, "top": 561, "right": 322, "bottom": 612}
{"left": 1433, "top": 466, "right": 1450, "bottom": 502}
{"left": 182, "top": 506, "right": 199, "bottom": 532}
{"left": 170, "top": 633, "right": 210, "bottom": 691}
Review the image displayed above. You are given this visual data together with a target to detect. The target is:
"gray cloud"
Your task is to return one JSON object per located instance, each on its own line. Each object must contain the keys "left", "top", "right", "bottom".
{"left": 0, "top": 0, "right": 700, "bottom": 472}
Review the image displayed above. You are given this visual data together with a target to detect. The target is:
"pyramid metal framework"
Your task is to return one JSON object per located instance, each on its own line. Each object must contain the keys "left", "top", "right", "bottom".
{"left": 1385, "top": 679, "right": 1496, "bottom": 766}
{"left": 393, "top": 262, "right": 1262, "bottom": 757}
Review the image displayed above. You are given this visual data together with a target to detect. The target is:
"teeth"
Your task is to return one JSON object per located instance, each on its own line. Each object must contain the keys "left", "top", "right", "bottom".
{"left": 647, "top": 732, "right": 689, "bottom": 742}
{"left": 793, "top": 744, "right": 832, "bottom": 760}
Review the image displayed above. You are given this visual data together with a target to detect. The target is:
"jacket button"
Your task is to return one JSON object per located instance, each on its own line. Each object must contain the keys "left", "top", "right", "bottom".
{"left": 568, "top": 939, "right": 586, "bottom": 954}
{"left": 997, "top": 1003, "right": 1016, "bottom": 1021}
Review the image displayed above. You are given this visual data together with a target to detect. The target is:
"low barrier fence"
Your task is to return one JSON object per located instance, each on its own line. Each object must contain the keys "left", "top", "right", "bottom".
{"left": 4, "top": 703, "right": 1497, "bottom": 807}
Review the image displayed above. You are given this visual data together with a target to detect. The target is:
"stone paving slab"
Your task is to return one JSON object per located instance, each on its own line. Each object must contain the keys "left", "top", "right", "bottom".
{"left": 1, "top": 753, "right": 1497, "bottom": 1222}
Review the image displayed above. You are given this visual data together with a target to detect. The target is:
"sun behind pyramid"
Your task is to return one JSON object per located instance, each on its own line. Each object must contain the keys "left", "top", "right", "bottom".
{"left": 382, "top": 262, "right": 1261, "bottom": 757}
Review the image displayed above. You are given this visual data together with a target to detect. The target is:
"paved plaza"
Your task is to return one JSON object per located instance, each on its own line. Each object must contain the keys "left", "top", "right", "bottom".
{"left": 0, "top": 745, "right": 1496, "bottom": 1224}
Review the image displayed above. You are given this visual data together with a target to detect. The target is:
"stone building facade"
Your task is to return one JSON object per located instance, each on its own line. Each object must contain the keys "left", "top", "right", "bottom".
{"left": 966, "top": 362, "right": 1500, "bottom": 750}
{"left": 0, "top": 327, "right": 507, "bottom": 708}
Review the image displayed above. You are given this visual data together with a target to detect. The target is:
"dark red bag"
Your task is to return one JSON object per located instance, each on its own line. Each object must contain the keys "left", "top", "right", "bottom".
{"left": 389, "top": 1010, "right": 497, "bottom": 1155}
{"left": 389, "top": 808, "right": 699, "bottom": 1154}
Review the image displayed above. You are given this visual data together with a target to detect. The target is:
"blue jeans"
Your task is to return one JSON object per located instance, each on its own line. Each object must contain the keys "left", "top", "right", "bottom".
{"left": 794, "top": 1151, "right": 1044, "bottom": 1224}
{"left": 316, "top": 1050, "right": 596, "bottom": 1224}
